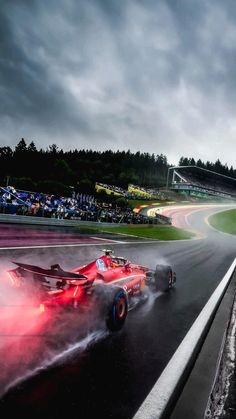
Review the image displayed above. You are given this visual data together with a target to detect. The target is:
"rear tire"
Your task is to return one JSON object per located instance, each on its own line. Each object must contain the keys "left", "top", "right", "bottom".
{"left": 106, "top": 288, "right": 128, "bottom": 332}
{"left": 154, "top": 264, "right": 173, "bottom": 292}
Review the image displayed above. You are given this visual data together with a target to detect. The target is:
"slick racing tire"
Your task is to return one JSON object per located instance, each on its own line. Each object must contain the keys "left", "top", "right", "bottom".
{"left": 106, "top": 288, "right": 128, "bottom": 332}
{"left": 154, "top": 264, "right": 173, "bottom": 292}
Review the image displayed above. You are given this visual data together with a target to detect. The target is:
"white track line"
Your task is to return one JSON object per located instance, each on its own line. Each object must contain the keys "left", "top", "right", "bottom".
{"left": 0, "top": 241, "right": 163, "bottom": 251}
{"left": 90, "top": 236, "right": 124, "bottom": 243}
{"left": 132, "top": 257, "right": 236, "bottom": 419}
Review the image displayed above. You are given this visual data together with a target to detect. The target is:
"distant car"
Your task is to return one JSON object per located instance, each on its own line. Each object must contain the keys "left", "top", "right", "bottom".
{"left": 6, "top": 249, "right": 176, "bottom": 331}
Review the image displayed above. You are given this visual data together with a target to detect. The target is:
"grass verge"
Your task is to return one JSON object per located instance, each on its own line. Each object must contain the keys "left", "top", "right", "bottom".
{"left": 78, "top": 224, "right": 195, "bottom": 240}
{"left": 208, "top": 209, "right": 236, "bottom": 235}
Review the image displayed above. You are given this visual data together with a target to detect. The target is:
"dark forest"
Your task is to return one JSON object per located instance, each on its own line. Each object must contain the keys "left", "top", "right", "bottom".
{"left": 0, "top": 139, "right": 235, "bottom": 195}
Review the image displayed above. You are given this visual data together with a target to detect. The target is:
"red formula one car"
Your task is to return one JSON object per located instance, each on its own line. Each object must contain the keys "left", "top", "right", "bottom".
{"left": 6, "top": 249, "right": 176, "bottom": 331}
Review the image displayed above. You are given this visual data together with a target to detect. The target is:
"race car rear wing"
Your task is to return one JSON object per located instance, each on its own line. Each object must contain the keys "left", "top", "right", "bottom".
{"left": 11, "top": 261, "right": 88, "bottom": 281}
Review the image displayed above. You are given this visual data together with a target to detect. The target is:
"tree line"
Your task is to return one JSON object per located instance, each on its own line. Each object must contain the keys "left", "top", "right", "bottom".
{"left": 0, "top": 138, "right": 235, "bottom": 195}
{"left": 0, "top": 139, "right": 169, "bottom": 195}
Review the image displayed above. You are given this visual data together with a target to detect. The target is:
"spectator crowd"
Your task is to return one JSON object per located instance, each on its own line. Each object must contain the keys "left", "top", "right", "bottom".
{"left": 95, "top": 182, "right": 166, "bottom": 200}
{"left": 0, "top": 185, "right": 169, "bottom": 225}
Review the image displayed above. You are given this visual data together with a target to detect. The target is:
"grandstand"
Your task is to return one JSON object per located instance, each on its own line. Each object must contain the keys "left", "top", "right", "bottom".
{"left": 95, "top": 183, "right": 126, "bottom": 196}
{"left": 128, "top": 184, "right": 152, "bottom": 198}
{"left": 166, "top": 166, "right": 236, "bottom": 199}
{"left": 95, "top": 182, "right": 163, "bottom": 200}
{"left": 0, "top": 185, "right": 171, "bottom": 224}
{"left": 127, "top": 184, "right": 163, "bottom": 199}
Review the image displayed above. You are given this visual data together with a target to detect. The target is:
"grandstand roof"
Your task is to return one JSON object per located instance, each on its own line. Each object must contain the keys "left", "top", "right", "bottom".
{"left": 167, "top": 165, "right": 236, "bottom": 199}
{"left": 169, "top": 165, "right": 236, "bottom": 182}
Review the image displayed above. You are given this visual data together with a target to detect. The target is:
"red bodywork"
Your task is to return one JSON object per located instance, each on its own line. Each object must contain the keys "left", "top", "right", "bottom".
{"left": 72, "top": 255, "right": 148, "bottom": 294}
{"left": 5, "top": 250, "right": 176, "bottom": 332}
{"left": 6, "top": 252, "right": 150, "bottom": 309}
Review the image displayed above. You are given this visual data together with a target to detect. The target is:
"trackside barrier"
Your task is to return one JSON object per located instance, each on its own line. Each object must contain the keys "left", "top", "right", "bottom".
{"left": 132, "top": 257, "right": 236, "bottom": 419}
{"left": 0, "top": 214, "right": 127, "bottom": 227}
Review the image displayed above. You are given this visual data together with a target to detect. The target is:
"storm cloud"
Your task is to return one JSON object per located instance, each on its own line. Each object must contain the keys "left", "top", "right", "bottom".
{"left": 1, "top": 0, "right": 236, "bottom": 166}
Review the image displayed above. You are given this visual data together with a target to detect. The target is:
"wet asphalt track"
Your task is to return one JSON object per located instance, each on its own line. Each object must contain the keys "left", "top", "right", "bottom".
{"left": 0, "top": 206, "right": 236, "bottom": 419}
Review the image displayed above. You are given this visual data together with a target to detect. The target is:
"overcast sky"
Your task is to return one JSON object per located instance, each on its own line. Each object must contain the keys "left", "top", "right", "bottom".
{"left": 1, "top": 0, "right": 236, "bottom": 167}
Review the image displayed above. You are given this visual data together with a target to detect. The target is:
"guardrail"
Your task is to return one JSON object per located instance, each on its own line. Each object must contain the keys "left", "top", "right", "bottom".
{"left": 132, "top": 258, "right": 236, "bottom": 419}
{"left": 0, "top": 213, "right": 128, "bottom": 227}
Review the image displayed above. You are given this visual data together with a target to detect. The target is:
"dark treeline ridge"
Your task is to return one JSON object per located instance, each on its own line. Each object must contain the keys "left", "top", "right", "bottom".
{"left": 0, "top": 138, "right": 235, "bottom": 196}
{"left": 0, "top": 139, "right": 169, "bottom": 195}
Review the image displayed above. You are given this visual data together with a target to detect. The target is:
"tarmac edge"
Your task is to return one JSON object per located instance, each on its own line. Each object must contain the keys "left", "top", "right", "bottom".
{"left": 170, "top": 271, "right": 236, "bottom": 419}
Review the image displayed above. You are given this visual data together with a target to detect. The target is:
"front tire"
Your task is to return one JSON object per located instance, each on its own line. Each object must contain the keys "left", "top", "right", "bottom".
{"left": 154, "top": 264, "right": 174, "bottom": 292}
{"left": 106, "top": 288, "right": 128, "bottom": 332}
